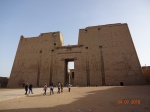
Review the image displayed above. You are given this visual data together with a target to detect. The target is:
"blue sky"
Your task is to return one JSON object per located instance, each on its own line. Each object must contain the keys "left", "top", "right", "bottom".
{"left": 0, "top": 0, "right": 150, "bottom": 77}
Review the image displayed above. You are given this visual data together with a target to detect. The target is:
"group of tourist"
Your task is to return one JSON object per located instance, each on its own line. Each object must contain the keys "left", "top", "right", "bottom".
{"left": 43, "top": 82, "right": 71, "bottom": 95}
{"left": 24, "top": 82, "right": 71, "bottom": 95}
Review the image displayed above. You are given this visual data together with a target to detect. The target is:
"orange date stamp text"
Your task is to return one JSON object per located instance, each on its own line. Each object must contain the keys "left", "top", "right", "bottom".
{"left": 117, "top": 99, "right": 141, "bottom": 105}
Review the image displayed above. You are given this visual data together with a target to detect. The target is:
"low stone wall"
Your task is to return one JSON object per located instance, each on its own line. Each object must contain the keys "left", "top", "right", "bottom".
{"left": 0, "top": 77, "right": 8, "bottom": 88}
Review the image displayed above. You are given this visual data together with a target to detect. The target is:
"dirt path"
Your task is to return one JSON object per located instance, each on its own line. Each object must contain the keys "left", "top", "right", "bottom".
{"left": 0, "top": 86, "right": 150, "bottom": 112}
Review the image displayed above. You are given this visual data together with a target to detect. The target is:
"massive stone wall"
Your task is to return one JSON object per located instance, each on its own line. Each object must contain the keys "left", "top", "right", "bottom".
{"left": 7, "top": 23, "right": 146, "bottom": 88}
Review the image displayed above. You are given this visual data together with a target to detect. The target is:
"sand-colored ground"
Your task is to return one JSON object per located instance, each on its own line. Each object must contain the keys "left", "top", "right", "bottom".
{"left": 0, "top": 86, "right": 150, "bottom": 112}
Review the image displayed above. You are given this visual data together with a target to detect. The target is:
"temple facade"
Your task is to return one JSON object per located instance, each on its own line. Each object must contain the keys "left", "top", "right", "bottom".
{"left": 8, "top": 23, "right": 146, "bottom": 87}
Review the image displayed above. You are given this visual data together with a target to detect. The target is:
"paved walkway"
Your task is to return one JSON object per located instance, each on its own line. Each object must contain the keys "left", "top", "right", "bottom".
{"left": 0, "top": 87, "right": 59, "bottom": 101}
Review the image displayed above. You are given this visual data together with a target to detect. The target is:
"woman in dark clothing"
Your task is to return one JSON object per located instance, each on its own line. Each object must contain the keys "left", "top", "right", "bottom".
{"left": 29, "top": 84, "right": 33, "bottom": 94}
{"left": 25, "top": 83, "right": 28, "bottom": 95}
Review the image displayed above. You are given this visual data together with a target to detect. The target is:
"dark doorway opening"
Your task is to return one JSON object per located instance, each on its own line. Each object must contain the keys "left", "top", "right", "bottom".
{"left": 64, "top": 60, "right": 74, "bottom": 86}
{"left": 120, "top": 82, "right": 124, "bottom": 86}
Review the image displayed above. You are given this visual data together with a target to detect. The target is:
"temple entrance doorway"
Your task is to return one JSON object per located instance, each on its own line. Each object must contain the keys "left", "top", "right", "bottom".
{"left": 64, "top": 59, "right": 74, "bottom": 86}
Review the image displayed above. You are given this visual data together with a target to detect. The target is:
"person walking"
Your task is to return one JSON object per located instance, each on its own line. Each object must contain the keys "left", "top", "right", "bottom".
{"left": 61, "top": 83, "right": 63, "bottom": 92}
{"left": 25, "top": 83, "right": 29, "bottom": 95}
{"left": 68, "top": 83, "right": 71, "bottom": 92}
{"left": 57, "top": 82, "right": 61, "bottom": 94}
{"left": 50, "top": 83, "right": 54, "bottom": 95}
{"left": 29, "top": 84, "right": 33, "bottom": 94}
{"left": 43, "top": 83, "right": 47, "bottom": 95}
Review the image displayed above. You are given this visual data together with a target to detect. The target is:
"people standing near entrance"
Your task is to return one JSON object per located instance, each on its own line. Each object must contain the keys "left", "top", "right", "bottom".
{"left": 50, "top": 83, "right": 54, "bottom": 95}
{"left": 68, "top": 83, "right": 71, "bottom": 92}
{"left": 43, "top": 83, "right": 47, "bottom": 95}
{"left": 24, "top": 83, "right": 29, "bottom": 95}
{"left": 29, "top": 84, "right": 33, "bottom": 94}
{"left": 61, "top": 83, "right": 63, "bottom": 92}
{"left": 57, "top": 82, "right": 61, "bottom": 94}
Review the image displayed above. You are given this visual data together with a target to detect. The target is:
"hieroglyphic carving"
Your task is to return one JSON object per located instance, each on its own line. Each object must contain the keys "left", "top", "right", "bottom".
{"left": 42, "top": 58, "right": 49, "bottom": 80}
{"left": 91, "top": 54, "right": 100, "bottom": 76}
{"left": 14, "top": 59, "right": 25, "bottom": 79}
{"left": 53, "top": 57, "right": 58, "bottom": 77}
{"left": 112, "top": 53, "right": 137, "bottom": 76}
